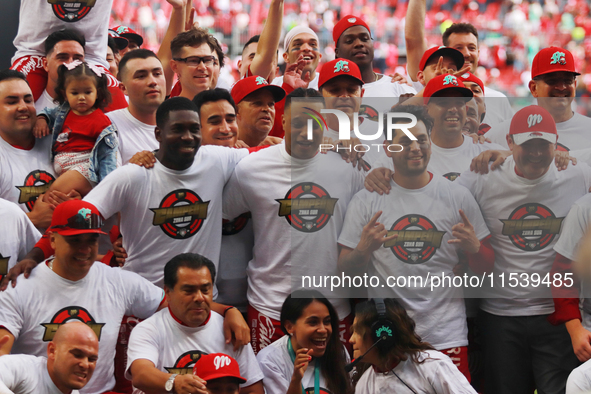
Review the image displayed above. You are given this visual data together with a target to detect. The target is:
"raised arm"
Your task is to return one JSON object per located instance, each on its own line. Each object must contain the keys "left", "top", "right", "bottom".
{"left": 158, "top": 0, "right": 187, "bottom": 95}
{"left": 249, "top": 0, "right": 283, "bottom": 79}
{"left": 405, "top": 0, "right": 428, "bottom": 83}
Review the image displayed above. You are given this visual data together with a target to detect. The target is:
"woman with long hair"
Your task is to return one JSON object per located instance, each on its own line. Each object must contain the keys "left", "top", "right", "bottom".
{"left": 350, "top": 299, "right": 476, "bottom": 393}
{"left": 256, "top": 290, "right": 353, "bottom": 394}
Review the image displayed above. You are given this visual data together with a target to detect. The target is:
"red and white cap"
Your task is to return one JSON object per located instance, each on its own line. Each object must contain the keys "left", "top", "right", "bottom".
{"left": 423, "top": 74, "right": 473, "bottom": 104}
{"left": 108, "top": 29, "right": 129, "bottom": 50}
{"left": 112, "top": 25, "right": 144, "bottom": 47}
{"left": 49, "top": 200, "right": 106, "bottom": 236}
{"left": 193, "top": 353, "right": 246, "bottom": 383}
{"left": 458, "top": 72, "right": 484, "bottom": 94}
{"left": 333, "top": 15, "right": 371, "bottom": 44}
{"left": 509, "top": 105, "right": 558, "bottom": 145}
{"left": 419, "top": 46, "right": 464, "bottom": 71}
{"left": 318, "top": 58, "right": 364, "bottom": 88}
{"left": 531, "top": 47, "right": 580, "bottom": 79}
{"left": 231, "top": 76, "right": 286, "bottom": 104}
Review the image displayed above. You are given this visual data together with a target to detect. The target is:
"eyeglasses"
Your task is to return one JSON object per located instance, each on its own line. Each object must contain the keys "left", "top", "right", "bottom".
{"left": 173, "top": 55, "right": 218, "bottom": 67}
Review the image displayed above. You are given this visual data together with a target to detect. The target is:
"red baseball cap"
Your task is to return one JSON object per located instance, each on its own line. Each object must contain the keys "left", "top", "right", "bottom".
{"left": 509, "top": 105, "right": 557, "bottom": 145}
{"left": 193, "top": 353, "right": 246, "bottom": 383}
{"left": 458, "top": 72, "right": 484, "bottom": 94}
{"left": 49, "top": 200, "right": 106, "bottom": 236}
{"left": 419, "top": 46, "right": 464, "bottom": 71}
{"left": 231, "top": 76, "right": 286, "bottom": 104}
{"left": 531, "top": 47, "right": 580, "bottom": 79}
{"left": 112, "top": 25, "right": 144, "bottom": 47}
{"left": 333, "top": 15, "right": 371, "bottom": 44}
{"left": 423, "top": 74, "right": 473, "bottom": 104}
{"left": 318, "top": 58, "right": 364, "bottom": 88}
{"left": 108, "top": 29, "right": 129, "bottom": 51}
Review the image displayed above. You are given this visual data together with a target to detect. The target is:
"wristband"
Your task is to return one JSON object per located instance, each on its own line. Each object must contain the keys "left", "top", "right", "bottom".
{"left": 223, "top": 306, "right": 236, "bottom": 317}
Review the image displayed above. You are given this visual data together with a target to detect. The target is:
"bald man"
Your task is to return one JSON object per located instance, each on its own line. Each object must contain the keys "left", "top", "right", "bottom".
{"left": 0, "top": 322, "right": 99, "bottom": 394}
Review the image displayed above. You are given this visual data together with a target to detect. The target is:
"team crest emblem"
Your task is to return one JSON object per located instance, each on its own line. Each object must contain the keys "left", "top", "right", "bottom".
{"left": 150, "top": 189, "right": 210, "bottom": 239}
{"left": 276, "top": 183, "right": 339, "bottom": 233}
{"left": 443, "top": 75, "right": 458, "bottom": 86}
{"left": 550, "top": 51, "right": 567, "bottom": 65}
{"left": 384, "top": 214, "right": 446, "bottom": 264}
{"left": 334, "top": 60, "right": 350, "bottom": 73}
{"left": 255, "top": 76, "right": 267, "bottom": 85}
{"left": 16, "top": 170, "right": 56, "bottom": 212}
{"left": 41, "top": 306, "right": 105, "bottom": 341}
{"left": 500, "top": 203, "right": 564, "bottom": 251}
{"left": 442, "top": 172, "right": 461, "bottom": 182}
{"left": 222, "top": 212, "right": 251, "bottom": 236}
{"left": 165, "top": 351, "right": 208, "bottom": 374}
{"left": 47, "top": 0, "right": 97, "bottom": 22}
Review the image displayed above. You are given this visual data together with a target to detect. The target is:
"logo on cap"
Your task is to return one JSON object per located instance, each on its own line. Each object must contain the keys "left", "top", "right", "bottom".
{"left": 213, "top": 355, "right": 232, "bottom": 370}
{"left": 78, "top": 208, "right": 92, "bottom": 220}
{"left": 443, "top": 75, "right": 458, "bottom": 86}
{"left": 550, "top": 51, "right": 566, "bottom": 65}
{"left": 348, "top": 18, "right": 356, "bottom": 23}
{"left": 334, "top": 60, "right": 350, "bottom": 73}
{"left": 461, "top": 73, "right": 470, "bottom": 78}
{"left": 255, "top": 76, "right": 267, "bottom": 85}
{"left": 527, "top": 114, "right": 543, "bottom": 128}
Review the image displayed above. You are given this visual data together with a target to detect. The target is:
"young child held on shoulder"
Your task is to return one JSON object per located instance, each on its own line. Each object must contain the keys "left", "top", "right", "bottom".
{"left": 34, "top": 60, "right": 118, "bottom": 197}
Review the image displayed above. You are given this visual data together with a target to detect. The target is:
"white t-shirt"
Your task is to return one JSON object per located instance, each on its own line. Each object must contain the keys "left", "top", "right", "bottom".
{"left": 361, "top": 75, "right": 417, "bottom": 115}
{"left": 107, "top": 108, "right": 158, "bottom": 166}
{"left": 553, "top": 193, "right": 591, "bottom": 328}
{"left": 125, "top": 309, "right": 263, "bottom": 390}
{"left": 84, "top": 145, "right": 248, "bottom": 288}
{"left": 481, "top": 87, "right": 514, "bottom": 128}
{"left": 0, "top": 136, "right": 54, "bottom": 213}
{"left": 256, "top": 335, "right": 350, "bottom": 394}
{"left": 272, "top": 74, "right": 319, "bottom": 90}
{"left": 223, "top": 144, "right": 365, "bottom": 320}
{"left": 566, "top": 358, "right": 591, "bottom": 394}
{"left": 12, "top": 0, "right": 111, "bottom": 68}
{"left": 0, "top": 355, "right": 77, "bottom": 394}
{"left": 0, "top": 262, "right": 163, "bottom": 394}
{"left": 485, "top": 112, "right": 591, "bottom": 151}
{"left": 373, "top": 135, "right": 503, "bottom": 181}
{"left": 34, "top": 90, "right": 57, "bottom": 114}
{"left": 354, "top": 350, "right": 477, "bottom": 394}
{"left": 458, "top": 157, "right": 591, "bottom": 316}
{"left": 338, "top": 175, "right": 489, "bottom": 349}
{"left": 0, "top": 198, "right": 41, "bottom": 279}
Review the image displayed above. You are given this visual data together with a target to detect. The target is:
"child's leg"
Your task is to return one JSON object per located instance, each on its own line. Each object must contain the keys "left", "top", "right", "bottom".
{"left": 48, "top": 170, "right": 93, "bottom": 197}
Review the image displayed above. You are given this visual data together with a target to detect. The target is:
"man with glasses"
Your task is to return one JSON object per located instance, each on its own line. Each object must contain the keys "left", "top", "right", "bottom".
{"left": 484, "top": 47, "right": 591, "bottom": 152}
{"left": 169, "top": 27, "right": 224, "bottom": 100}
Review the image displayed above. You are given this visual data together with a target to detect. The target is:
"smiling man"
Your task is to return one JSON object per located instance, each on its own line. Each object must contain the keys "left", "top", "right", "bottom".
{"left": 0, "top": 200, "right": 165, "bottom": 394}
{"left": 457, "top": 105, "right": 591, "bottom": 394}
{"left": 0, "top": 322, "right": 99, "bottom": 394}
{"left": 126, "top": 253, "right": 263, "bottom": 394}
{"left": 231, "top": 76, "right": 286, "bottom": 148}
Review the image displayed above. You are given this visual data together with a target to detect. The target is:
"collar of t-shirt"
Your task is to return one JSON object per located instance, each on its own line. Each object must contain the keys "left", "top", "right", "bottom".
{"left": 168, "top": 307, "right": 211, "bottom": 327}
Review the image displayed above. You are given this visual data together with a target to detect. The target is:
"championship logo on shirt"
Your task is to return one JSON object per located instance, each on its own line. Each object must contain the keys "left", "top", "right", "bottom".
{"left": 222, "top": 212, "right": 251, "bottom": 236}
{"left": 443, "top": 172, "right": 460, "bottom": 182}
{"left": 150, "top": 189, "right": 210, "bottom": 239}
{"left": 41, "top": 306, "right": 105, "bottom": 341}
{"left": 0, "top": 253, "right": 9, "bottom": 281}
{"left": 383, "top": 214, "right": 446, "bottom": 264}
{"left": 276, "top": 183, "right": 339, "bottom": 233}
{"left": 47, "top": 0, "right": 96, "bottom": 22}
{"left": 359, "top": 104, "right": 379, "bottom": 122}
{"left": 165, "top": 350, "right": 208, "bottom": 374}
{"left": 16, "top": 170, "right": 56, "bottom": 211}
{"left": 500, "top": 203, "right": 564, "bottom": 251}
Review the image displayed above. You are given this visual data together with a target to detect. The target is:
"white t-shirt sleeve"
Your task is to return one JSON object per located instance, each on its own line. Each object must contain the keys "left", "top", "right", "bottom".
{"left": 426, "top": 355, "right": 477, "bottom": 394}
{"left": 120, "top": 270, "right": 164, "bottom": 319}
{"left": 0, "top": 356, "right": 35, "bottom": 394}
{"left": 222, "top": 169, "right": 250, "bottom": 220}
{"left": 338, "top": 191, "right": 372, "bottom": 249}
{"left": 256, "top": 347, "right": 290, "bottom": 394}
{"left": 567, "top": 359, "right": 591, "bottom": 394}
{"left": 0, "top": 288, "right": 23, "bottom": 341}
{"left": 554, "top": 201, "right": 589, "bottom": 261}
{"left": 125, "top": 320, "right": 161, "bottom": 379}
{"left": 457, "top": 184, "right": 490, "bottom": 240}
{"left": 84, "top": 165, "right": 137, "bottom": 220}
{"left": 233, "top": 345, "right": 264, "bottom": 387}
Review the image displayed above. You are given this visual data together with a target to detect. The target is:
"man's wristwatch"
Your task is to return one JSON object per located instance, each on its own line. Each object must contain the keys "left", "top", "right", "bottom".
{"left": 165, "top": 374, "right": 177, "bottom": 392}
